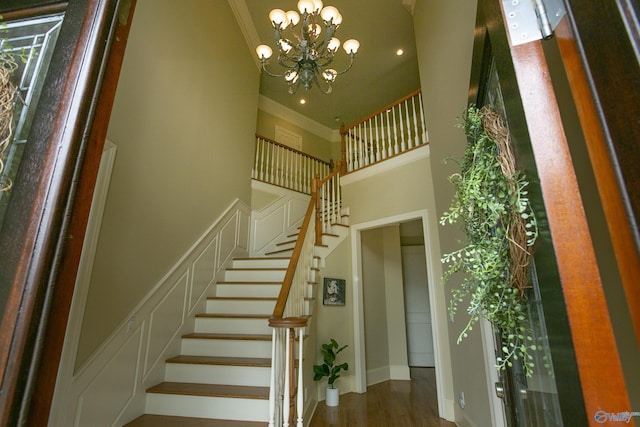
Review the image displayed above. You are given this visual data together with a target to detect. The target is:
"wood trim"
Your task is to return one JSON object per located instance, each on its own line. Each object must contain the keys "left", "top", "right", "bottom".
{"left": 555, "top": 14, "right": 640, "bottom": 343}
{"left": 0, "top": 0, "right": 134, "bottom": 425}
{"left": 509, "top": 39, "right": 632, "bottom": 424}
{"left": 268, "top": 317, "right": 308, "bottom": 328}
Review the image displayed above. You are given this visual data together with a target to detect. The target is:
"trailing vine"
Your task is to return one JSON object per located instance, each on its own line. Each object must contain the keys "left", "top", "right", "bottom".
{"left": 440, "top": 105, "right": 539, "bottom": 376}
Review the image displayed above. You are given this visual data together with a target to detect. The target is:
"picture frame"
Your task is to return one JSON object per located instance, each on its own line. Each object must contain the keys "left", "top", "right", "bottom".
{"left": 323, "top": 277, "right": 346, "bottom": 306}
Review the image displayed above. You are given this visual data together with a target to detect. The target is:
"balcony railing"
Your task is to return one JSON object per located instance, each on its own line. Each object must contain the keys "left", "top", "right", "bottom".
{"left": 252, "top": 135, "right": 332, "bottom": 194}
{"left": 340, "top": 89, "right": 428, "bottom": 174}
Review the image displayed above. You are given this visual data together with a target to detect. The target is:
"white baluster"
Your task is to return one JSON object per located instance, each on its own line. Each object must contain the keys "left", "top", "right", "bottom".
{"left": 375, "top": 114, "right": 382, "bottom": 161}
{"left": 386, "top": 110, "right": 392, "bottom": 158}
{"left": 268, "top": 328, "right": 277, "bottom": 427}
{"left": 283, "top": 328, "right": 291, "bottom": 427}
{"left": 369, "top": 118, "right": 375, "bottom": 163}
{"left": 269, "top": 143, "right": 275, "bottom": 184}
{"left": 404, "top": 99, "right": 412, "bottom": 149}
{"left": 346, "top": 133, "right": 355, "bottom": 171}
{"left": 418, "top": 92, "right": 427, "bottom": 144}
{"left": 392, "top": 106, "right": 399, "bottom": 155}
{"left": 413, "top": 94, "right": 427, "bottom": 145}
{"left": 259, "top": 138, "right": 266, "bottom": 181}
{"left": 399, "top": 101, "right": 407, "bottom": 152}
{"left": 357, "top": 125, "right": 364, "bottom": 169}
{"left": 296, "top": 327, "right": 304, "bottom": 427}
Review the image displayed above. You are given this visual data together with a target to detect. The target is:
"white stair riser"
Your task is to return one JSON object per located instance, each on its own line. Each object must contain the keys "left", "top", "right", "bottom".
{"left": 206, "top": 299, "right": 275, "bottom": 314}
{"left": 195, "top": 317, "right": 271, "bottom": 335}
{"left": 181, "top": 338, "right": 272, "bottom": 358}
{"left": 164, "top": 364, "right": 271, "bottom": 387}
{"left": 216, "top": 284, "right": 281, "bottom": 298}
{"left": 146, "top": 394, "right": 269, "bottom": 422}
{"left": 231, "top": 258, "right": 289, "bottom": 269}
{"left": 224, "top": 269, "right": 286, "bottom": 282}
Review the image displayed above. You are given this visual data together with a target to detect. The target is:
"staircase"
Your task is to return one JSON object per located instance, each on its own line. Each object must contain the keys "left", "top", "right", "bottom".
{"left": 125, "top": 256, "right": 292, "bottom": 426}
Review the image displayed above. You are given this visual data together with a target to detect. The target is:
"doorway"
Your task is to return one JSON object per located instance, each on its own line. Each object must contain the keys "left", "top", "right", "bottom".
{"left": 350, "top": 210, "right": 452, "bottom": 420}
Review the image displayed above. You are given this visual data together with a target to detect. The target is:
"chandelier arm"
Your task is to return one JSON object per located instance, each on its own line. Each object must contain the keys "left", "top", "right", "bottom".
{"left": 260, "top": 62, "right": 289, "bottom": 78}
{"left": 332, "top": 54, "right": 356, "bottom": 76}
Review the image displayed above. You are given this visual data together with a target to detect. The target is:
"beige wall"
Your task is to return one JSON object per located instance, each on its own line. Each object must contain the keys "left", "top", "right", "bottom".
{"left": 382, "top": 226, "right": 409, "bottom": 373}
{"left": 255, "top": 110, "right": 337, "bottom": 163}
{"left": 314, "top": 238, "right": 354, "bottom": 396}
{"left": 413, "top": 1, "right": 490, "bottom": 426}
{"left": 76, "top": 0, "right": 260, "bottom": 368}
{"left": 361, "top": 228, "right": 390, "bottom": 373}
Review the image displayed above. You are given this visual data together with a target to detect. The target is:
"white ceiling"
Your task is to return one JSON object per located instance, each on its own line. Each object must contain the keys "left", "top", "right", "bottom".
{"left": 233, "top": 0, "right": 421, "bottom": 131}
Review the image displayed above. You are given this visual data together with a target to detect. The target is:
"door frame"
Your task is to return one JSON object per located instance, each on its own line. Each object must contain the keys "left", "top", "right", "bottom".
{"left": 349, "top": 209, "right": 455, "bottom": 421}
{"left": 0, "top": 1, "right": 135, "bottom": 424}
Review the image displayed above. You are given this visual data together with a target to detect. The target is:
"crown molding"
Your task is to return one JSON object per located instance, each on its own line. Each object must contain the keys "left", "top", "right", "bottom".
{"left": 259, "top": 95, "right": 340, "bottom": 142}
{"left": 402, "top": 0, "right": 416, "bottom": 15}
{"left": 228, "top": 0, "right": 261, "bottom": 69}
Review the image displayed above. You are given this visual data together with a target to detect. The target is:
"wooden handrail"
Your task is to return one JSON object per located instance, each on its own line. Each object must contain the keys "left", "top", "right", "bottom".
{"left": 341, "top": 89, "right": 422, "bottom": 131}
{"left": 256, "top": 134, "right": 332, "bottom": 167}
{"left": 271, "top": 160, "right": 343, "bottom": 321}
{"left": 271, "top": 188, "right": 316, "bottom": 321}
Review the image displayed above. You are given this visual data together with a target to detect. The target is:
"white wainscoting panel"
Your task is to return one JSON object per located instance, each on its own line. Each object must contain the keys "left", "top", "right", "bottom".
{"left": 75, "top": 326, "right": 142, "bottom": 427}
{"left": 250, "top": 181, "right": 310, "bottom": 256}
{"left": 190, "top": 237, "right": 217, "bottom": 311}
{"left": 144, "top": 272, "right": 189, "bottom": 377}
{"left": 49, "top": 199, "right": 251, "bottom": 427}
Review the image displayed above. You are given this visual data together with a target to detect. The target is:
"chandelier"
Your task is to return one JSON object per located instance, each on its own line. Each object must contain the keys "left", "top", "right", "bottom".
{"left": 255, "top": 0, "right": 360, "bottom": 94}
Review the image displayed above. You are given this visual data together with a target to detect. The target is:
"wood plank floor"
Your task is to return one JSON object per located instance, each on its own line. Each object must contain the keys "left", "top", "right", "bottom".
{"left": 309, "top": 367, "right": 456, "bottom": 427}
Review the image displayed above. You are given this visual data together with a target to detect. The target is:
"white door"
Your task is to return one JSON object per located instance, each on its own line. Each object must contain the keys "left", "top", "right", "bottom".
{"left": 402, "top": 245, "right": 435, "bottom": 367}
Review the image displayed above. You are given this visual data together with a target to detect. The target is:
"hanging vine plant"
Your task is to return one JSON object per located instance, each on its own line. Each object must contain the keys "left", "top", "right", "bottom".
{"left": 440, "top": 105, "right": 539, "bottom": 376}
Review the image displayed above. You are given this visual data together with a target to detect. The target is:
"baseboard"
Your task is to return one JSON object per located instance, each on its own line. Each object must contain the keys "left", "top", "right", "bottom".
{"left": 390, "top": 364, "right": 411, "bottom": 380}
{"left": 366, "top": 366, "right": 390, "bottom": 386}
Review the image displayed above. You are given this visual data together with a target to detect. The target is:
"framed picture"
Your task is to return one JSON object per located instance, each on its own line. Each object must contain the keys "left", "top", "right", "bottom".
{"left": 323, "top": 278, "right": 346, "bottom": 306}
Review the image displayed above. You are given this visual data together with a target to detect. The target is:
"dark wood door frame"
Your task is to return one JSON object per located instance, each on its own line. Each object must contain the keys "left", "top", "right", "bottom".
{"left": 557, "top": 1, "right": 640, "bottom": 344}
{"left": 496, "top": 1, "right": 636, "bottom": 424}
{"left": 0, "top": 0, "right": 135, "bottom": 425}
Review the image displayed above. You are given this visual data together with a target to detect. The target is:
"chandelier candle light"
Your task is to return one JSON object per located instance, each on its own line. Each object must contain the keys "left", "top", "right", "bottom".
{"left": 256, "top": 0, "right": 360, "bottom": 94}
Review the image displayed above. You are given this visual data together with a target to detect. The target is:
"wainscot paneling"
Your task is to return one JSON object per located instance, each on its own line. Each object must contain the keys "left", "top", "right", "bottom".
{"left": 49, "top": 199, "right": 251, "bottom": 427}
{"left": 250, "top": 184, "right": 310, "bottom": 256}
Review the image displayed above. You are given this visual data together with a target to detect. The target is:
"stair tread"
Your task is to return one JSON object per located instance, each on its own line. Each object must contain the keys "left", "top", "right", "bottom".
{"left": 264, "top": 248, "right": 293, "bottom": 255}
{"left": 275, "top": 239, "right": 296, "bottom": 246}
{"left": 167, "top": 355, "right": 271, "bottom": 367}
{"left": 196, "top": 313, "right": 271, "bottom": 319}
{"left": 225, "top": 267, "right": 286, "bottom": 271}
{"left": 147, "top": 382, "right": 269, "bottom": 399}
{"left": 125, "top": 414, "right": 266, "bottom": 427}
{"left": 183, "top": 332, "right": 272, "bottom": 341}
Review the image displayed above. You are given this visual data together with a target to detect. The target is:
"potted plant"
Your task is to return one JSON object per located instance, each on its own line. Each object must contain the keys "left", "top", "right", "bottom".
{"left": 313, "top": 338, "right": 349, "bottom": 407}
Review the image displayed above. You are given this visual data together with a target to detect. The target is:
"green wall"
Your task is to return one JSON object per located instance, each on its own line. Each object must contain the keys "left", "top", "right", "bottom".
{"left": 75, "top": 0, "right": 260, "bottom": 368}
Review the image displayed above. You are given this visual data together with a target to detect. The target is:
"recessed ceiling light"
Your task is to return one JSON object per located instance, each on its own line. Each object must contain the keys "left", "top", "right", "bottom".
{"left": 300, "top": 99, "right": 306, "bottom": 105}
{"left": 396, "top": 49, "right": 404, "bottom": 56}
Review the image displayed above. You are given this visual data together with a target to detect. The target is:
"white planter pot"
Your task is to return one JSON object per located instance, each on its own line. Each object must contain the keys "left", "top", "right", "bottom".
{"left": 326, "top": 386, "right": 340, "bottom": 407}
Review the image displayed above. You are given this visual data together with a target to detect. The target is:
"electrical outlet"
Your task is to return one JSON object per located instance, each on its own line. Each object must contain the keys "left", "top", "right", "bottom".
{"left": 458, "top": 391, "right": 466, "bottom": 409}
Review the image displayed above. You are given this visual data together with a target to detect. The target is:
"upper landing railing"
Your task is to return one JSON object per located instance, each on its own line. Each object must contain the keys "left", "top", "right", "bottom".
{"left": 340, "top": 89, "right": 428, "bottom": 174}
{"left": 252, "top": 135, "right": 332, "bottom": 194}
